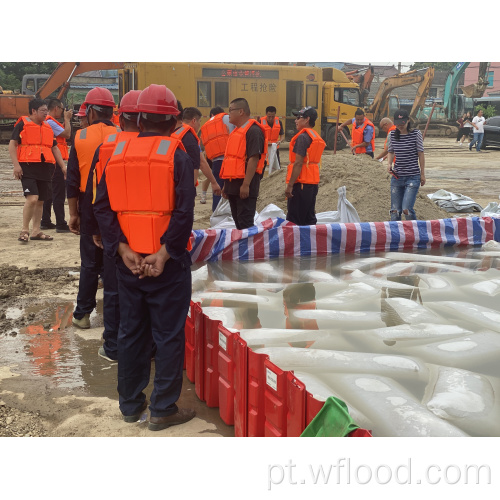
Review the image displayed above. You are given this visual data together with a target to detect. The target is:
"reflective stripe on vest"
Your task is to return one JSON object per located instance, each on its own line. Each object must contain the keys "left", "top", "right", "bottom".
{"left": 260, "top": 116, "right": 281, "bottom": 143}
{"left": 351, "top": 118, "right": 375, "bottom": 155}
{"left": 219, "top": 119, "right": 267, "bottom": 180}
{"left": 75, "top": 122, "right": 120, "bottom": 192}
{"left": 200, "top": 113, "right": 230, "bottom": 160}
{"left": 106, "top": 135, "right": 185, "bottom": 255}
{"left": 173, "top": 124, "right": 200, "bottom": 145}
{"left": 286, "top": 128, "right": 326, "bottom": 185}
{"left": 17, "top": 117, "right": 55, "bottom": 164}
{"left": 46, "top": 116, "right": 69, "bottom": 160}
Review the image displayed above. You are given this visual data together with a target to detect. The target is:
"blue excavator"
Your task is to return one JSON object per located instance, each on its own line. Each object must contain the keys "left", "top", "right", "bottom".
{"left": 417, "top": 62, "right": 489, "bottom": 136}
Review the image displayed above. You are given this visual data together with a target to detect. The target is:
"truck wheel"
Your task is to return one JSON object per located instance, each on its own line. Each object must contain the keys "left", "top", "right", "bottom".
{"left": 326, "top": 126, "right": 348, "bottom": 150}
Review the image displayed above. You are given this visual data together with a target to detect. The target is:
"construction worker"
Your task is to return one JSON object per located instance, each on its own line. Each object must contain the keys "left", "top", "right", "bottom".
{"left": 200, "top": 106, "right": 236, "bottom": 211}
{"left": 260, "top": 105, "right": 284, "bottom": 167}
{"left": 93, "top": 84, "right": 196, "bottom": 430}
{"left": 75, "top": 104, "right": 89, "bottom": 129}
{"left": 66, "top": 87, "right": 119, "bottom": 329}
{"left": 285, "top": 106, "right": 326, "bottom": 226}
{"left": 220, "top": 97, "right": 267, "bottom": 230}
{"left": 375, "top": 117, "right": 397, "bottom": 162}
{"left": 173, "top": 106, "right": 221, "bottom": 199}
{"left": 84, "top": 90, "right": 142, "bottom": 362}
{"left": 339, "top": 108, "right": 375, "bottom": 157}
{"left": 41, "top": 98, "right": 72, "bottom": 233}
{"left": 9, "top": 98, "right": 65, "bottom": 242}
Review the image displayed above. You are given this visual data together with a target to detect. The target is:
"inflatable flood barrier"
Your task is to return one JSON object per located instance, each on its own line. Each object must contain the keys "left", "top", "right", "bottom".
{"left": 188, "top": 216, "right": 500, "bottom": 436}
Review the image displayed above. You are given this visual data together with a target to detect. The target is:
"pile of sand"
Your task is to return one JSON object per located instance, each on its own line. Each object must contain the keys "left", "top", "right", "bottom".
{"left": 257, "top": 151, "right": 450, "bottom": 223}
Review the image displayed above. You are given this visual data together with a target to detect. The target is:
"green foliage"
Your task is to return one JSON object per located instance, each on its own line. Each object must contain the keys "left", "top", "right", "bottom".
{"left": 410, "top": 62, "right": 456, "bottom": 72}
{"left": 474, "top": 104, "right": 496, "bottom": 118}
{"left": 0, "top": 62, "right": 58, "bottom": 91}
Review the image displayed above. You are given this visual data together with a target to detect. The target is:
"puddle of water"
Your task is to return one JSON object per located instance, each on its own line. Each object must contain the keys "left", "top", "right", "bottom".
{"left": 1, "top": 300, "right": 86, "bottom": 390}
{"left": 192, "top": 247, "right": 500, "bottom": 436}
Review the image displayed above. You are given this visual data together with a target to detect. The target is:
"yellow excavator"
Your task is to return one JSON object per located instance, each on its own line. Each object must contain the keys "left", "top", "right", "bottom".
{"left": 365, "top": 67, "right": 435, "bottom": 128}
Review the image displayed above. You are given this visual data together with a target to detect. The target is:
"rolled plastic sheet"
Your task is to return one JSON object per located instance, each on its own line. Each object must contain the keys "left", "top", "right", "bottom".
{"left": 190, "top": 216, "right": 500, "bottom": 263}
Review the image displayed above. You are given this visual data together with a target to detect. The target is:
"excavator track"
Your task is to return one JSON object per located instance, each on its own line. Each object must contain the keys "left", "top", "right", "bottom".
{"left": 417, "top": 124, "right": 459, "bottom": 137}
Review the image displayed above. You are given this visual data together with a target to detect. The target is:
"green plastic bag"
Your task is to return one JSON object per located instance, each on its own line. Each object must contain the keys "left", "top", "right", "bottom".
{"left": 300, "top": 396, "right": 360, "bottom": 437}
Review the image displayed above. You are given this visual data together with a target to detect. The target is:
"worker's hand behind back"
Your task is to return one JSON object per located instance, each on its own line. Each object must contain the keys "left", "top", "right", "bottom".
{"left": 139, "top": 245, "right": 170, "bottom": 279}
{"left": 118, "top": 242, "right": 143, "bottom": 275}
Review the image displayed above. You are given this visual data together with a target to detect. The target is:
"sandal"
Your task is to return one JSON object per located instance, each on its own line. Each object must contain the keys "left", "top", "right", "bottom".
{"left": 30, "top": 232, "right": 54, "bottom": 241}
{"left": 18, "top": 230, "right": 29, "bottom": 243}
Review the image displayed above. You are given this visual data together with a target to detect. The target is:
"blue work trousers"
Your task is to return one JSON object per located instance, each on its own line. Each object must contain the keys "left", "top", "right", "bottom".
{"left": 101, "top": 253, "right": 120, "bottom": 359}
{"left": 74, "top": 233, "right": 103, "bottom": 319}
{"left": 116, "top": 256, "right": 192, "bottom": 418}
{"left": 390, "top": 174, "right": 421, "bottom": 221}
{"left": 470, "top": 132, "right": 484, "bottom": 152}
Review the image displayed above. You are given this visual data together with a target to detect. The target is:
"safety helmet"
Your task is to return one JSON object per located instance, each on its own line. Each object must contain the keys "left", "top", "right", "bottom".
{"left": 76, "top": 103, "right": 87, "bottom": 117}
{"left": 118, "top": 90, "right": 142, "bottom": 114}
{"left": 84, "top": 87, "right": 116, "bottom": 107}
{"left": 136, "top": 84, "right": 179, "bottom": 116}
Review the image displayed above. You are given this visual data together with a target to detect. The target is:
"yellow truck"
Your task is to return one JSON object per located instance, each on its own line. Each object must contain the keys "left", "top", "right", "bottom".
{"left": 118, "top": 62, "right": 362, "bottom": 150}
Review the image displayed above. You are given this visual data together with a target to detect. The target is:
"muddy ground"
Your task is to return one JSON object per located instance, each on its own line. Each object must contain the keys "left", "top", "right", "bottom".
{"left": 0, "top": 137, "right": 499, "bottom": 438}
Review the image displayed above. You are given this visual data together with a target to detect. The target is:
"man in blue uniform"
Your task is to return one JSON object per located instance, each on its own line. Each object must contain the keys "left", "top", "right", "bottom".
{"left": 66, "top": 88, "right": 119, "bottom": 330}
{"left": 94, "top": 84, "right": 196, "bottom": 431}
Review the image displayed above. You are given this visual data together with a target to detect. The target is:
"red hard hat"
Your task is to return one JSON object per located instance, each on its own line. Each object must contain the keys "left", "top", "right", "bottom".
{"left": 76, "top": 103, "right": 87, "bottom": 117}
{"left": 84, "top": 87, "right": 116, "bottom": 107}
{"left": 118, "top": 90, "right": 142, "bottom": 114}
{"left": 136, "top": 84, "right": 179, "bottom": 115}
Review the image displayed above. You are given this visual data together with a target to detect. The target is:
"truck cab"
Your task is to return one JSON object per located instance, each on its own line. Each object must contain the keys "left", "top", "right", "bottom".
{"left": 321, "top": 68, "right": 361, "bottom": 149}
{"left": 21, "top": 74, "right": 51, "bottom": 95}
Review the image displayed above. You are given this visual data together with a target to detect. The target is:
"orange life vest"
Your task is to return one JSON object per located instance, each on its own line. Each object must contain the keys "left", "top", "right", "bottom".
{"left": 92, "top": 131, "right": 139, "bottom": 204}
{"left": 351, "top": 117, "right": 375, "bottom": 154}
{"left": 260, "top": 116, "right": 281, "bottom": 143}
{"left": 219, "top": 119, "right": 267, "bottom": 180}
{"left": 45, "top": 116, "right": 69, "bottom": 160}
{"left": 286, "top": 128, "right": 325, "bottom": 185}
{"left": 106, "top": 135, "right": 186, "bottom": 255}
{"left": 384, "top": 125, "right": 397, "bottom": 149}
{"left": 173, "top": 124, "right": 200, "bottom": 186}
{"left": 16, "top": 117, "right": 55, "bottom": 164}
{"left": 173, "top": 123, "right": 200, "bottom": 146}
{"left": 74, "top": 122, "right": 120, "bottom": 192}
{"left": 200, "top": 113, "right": 229, "bottom": 160}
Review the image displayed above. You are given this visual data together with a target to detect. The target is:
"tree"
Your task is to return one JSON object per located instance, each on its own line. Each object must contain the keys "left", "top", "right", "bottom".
{"left": 475, "top": 104, "right": 496, "bottom": 118}
{"left": 410, "top": 62, "right": 456, "bottom": 73}
{"left": 0, "top": 62, "right": 58, "bottom": 91}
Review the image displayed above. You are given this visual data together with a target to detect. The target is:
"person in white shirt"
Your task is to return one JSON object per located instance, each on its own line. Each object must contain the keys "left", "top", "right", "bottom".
{"left": 469, "top": 109, "right": 486, "bottom": 152}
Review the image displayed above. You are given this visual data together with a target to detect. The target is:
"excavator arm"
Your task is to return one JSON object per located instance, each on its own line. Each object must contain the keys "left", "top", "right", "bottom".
{"left": 36, "top": 62, "right": 124, "bottom": 100}
{"left": 460, "top": 62, "right": 489, "bottom": 99}
{"left": 346, "top": 65, "right": 375, "bottom": 107}
{"left": 367, "top": 67, "right": 432, "bottom": 122}
{"left": 409, "top": 67, "right": 435, "bottom": 123}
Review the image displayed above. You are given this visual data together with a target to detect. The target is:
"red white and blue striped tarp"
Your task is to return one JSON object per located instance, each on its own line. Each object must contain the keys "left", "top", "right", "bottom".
{"left": 189, "top": 216, "right": 500, "bottom": 263}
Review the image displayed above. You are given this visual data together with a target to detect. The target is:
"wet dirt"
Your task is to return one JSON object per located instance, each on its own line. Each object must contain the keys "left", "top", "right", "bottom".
{"left": 1, "top": 137, "right": 499, "bottom": 438}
